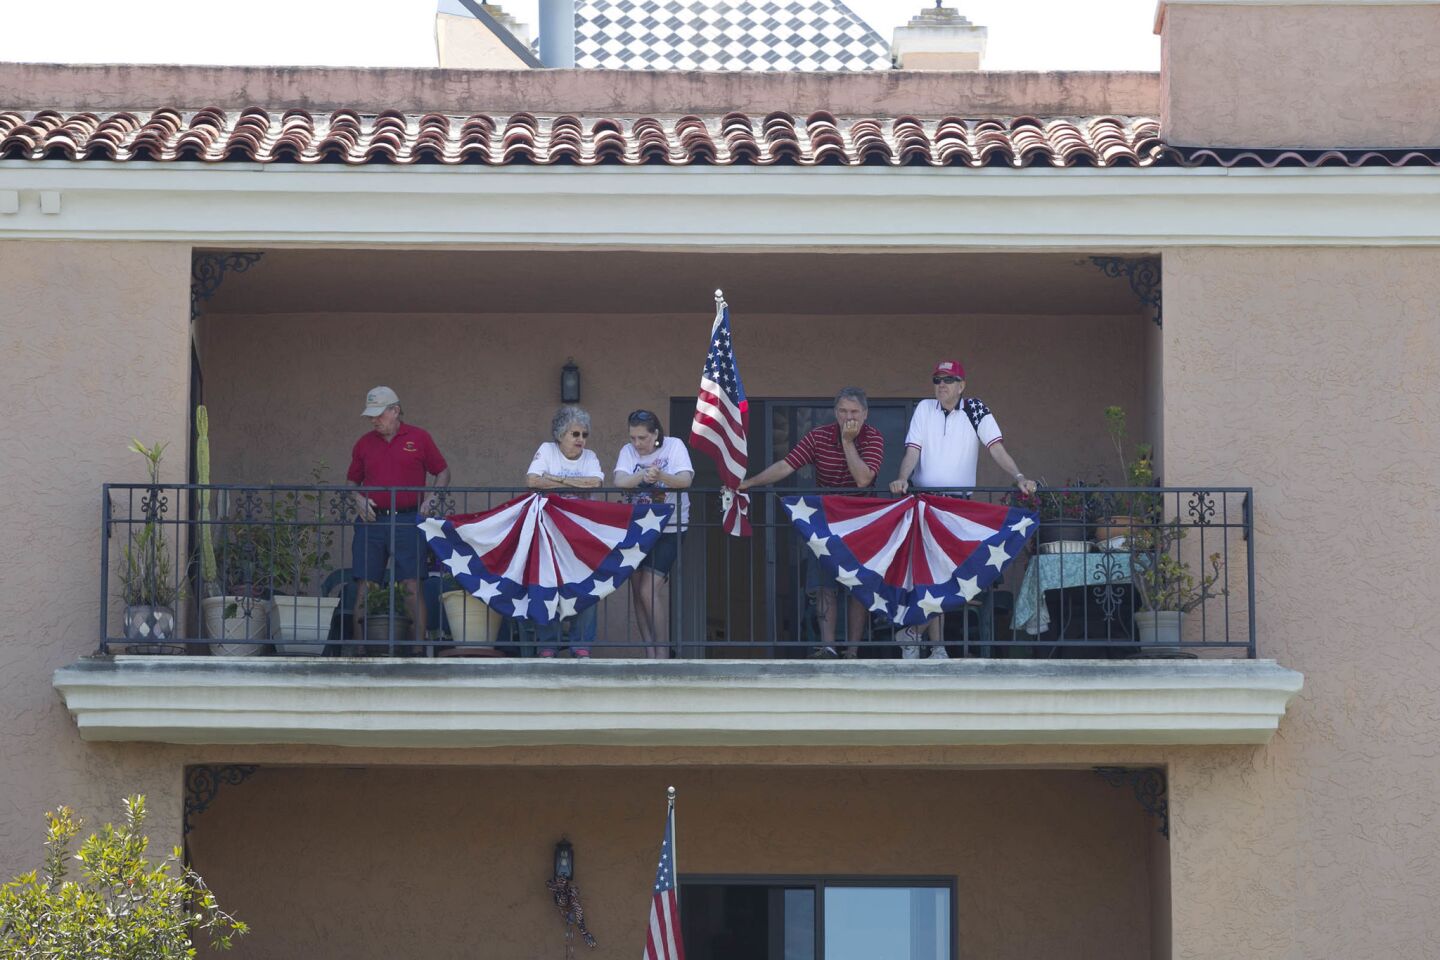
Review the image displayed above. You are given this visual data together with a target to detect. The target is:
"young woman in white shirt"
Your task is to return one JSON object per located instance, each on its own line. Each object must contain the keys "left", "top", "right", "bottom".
{"left": 613, "top": 409, "right": 693, "bottom": 659}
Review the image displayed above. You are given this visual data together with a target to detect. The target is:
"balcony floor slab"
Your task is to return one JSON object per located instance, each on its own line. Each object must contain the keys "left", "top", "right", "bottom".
{"left": 53, "top": 656, "right": 1303, "bottom": 748}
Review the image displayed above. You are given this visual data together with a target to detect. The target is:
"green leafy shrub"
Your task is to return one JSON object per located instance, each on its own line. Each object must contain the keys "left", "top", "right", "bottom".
{"left": 365, "top": 581, "right": 411, "bottom": 618}
{"left": 1102, "top": 405, "right": 1160, "bottom": 520}
{"left": 0, "top": 795, "right": 247, "bottom": 958}
{"left": 210, "top": 463, "right": 334, "bottom": 598}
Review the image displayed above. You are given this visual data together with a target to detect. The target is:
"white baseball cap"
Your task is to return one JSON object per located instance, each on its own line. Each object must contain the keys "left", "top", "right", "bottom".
{"left": 362, "top": 386, "right": 399, "bottom": 417}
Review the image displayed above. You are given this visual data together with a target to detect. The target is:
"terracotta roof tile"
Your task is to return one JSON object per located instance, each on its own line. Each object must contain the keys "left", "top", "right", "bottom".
{"left": 1166, "top": 145, "right": 1440, "bottom": 168}
{"left": 12, "top": 109, "right": 1425, "bottom": 168}
{"left": 0, "top": 108, "right": 1167, "bottom": 168}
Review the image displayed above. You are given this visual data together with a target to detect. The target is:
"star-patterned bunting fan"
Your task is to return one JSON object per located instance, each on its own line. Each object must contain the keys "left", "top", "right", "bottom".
{"left": 419, "top": 494, "right": 673, "bottom": 623}
{"left": 781, "top": 493, "right": 1039, "bottom": 626}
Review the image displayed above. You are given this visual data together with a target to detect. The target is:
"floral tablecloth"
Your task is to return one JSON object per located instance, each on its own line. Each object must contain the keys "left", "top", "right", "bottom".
{"left": 1012, "top": 551, "right": 1136, "bottom": 635}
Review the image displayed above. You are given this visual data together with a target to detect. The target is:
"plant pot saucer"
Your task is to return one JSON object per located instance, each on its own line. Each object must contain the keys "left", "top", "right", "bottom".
{"left": 1120, "top": 649, "right": 1198, "bottom": 660}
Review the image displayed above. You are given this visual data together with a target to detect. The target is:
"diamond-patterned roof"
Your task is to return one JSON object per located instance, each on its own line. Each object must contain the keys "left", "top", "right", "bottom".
{"left": 573, "top": 0, "right": 890, "bottom": 71}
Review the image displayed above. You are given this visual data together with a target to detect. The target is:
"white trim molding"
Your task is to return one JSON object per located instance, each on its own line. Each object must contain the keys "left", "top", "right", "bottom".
{"left": 54, "top": 657, "right": 1304, "bottom": 748}
{"left": 3, "top": 163, "right": 1440, "bottom": 249}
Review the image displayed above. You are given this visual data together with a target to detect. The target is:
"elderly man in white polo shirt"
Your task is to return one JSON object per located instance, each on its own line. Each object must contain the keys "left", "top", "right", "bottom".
{"left": 889, "top": 359, "right": 1039, "bottom": 659}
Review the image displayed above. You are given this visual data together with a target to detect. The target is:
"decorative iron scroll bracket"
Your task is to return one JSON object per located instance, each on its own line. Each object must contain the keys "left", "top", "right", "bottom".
{"left": 1093, "top": 765, "right": 1169, "bottom": 837}
{"left": 191, "top": 252, "right": 263, "bottom": 322}
{"left": 1090, "top": 256, "right": 1162, "bottom": 327}
{"left": 184, "top": 764, "right": 258, "bottom": 835}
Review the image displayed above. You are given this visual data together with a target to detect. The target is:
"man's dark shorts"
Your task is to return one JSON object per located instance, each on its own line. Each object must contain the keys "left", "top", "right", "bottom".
{"left": 352, "top": 511, "right": 425, "bottom": 582}
{"left": 803, "top": 549, "right": 843, "bottom": 593}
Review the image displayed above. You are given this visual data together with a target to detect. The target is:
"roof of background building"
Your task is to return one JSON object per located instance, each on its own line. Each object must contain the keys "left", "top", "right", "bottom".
{"left": 573, "top": 0, "right": 890, "bottom": 71}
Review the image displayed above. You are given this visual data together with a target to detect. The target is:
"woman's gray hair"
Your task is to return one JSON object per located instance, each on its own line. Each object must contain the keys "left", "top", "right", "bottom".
{"left": 834, "top": 387, "right": 868, "bottom": 411}
{"left": 551, "top": 405, "right": 592, "bottom": 441}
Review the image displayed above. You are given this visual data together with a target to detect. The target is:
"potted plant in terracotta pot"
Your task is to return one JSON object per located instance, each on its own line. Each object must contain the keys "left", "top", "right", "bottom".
{"left": 438, "top": 573, "right": 505, "bottom": 657}
{"left": 1131, "top": 519, "right": 1228, "bottom": 651}
{"left": 119, "top": 440, "right": 184, "bottom": 653}
{"left": 361, "top": 581, "right": 414, "bottom": 656}
{"left": 1096, "top": 405, "right": 1160, "bottom": 547}
{"left": 1008, "top": 480, "right": 1100, "bottom": 551}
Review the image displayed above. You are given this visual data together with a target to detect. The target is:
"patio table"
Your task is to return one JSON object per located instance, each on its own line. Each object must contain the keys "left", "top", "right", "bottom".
{"left": 1012, "top": 551, "right": 1136, "bottom": 635}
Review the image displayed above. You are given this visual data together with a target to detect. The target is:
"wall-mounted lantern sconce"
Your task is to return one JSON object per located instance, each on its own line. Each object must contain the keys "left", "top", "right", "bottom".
{"left": 560, "top": 358, "right": 581, "bottom": 404}
{"left": 553, "top": 839, "right": 575, "bottom": 881}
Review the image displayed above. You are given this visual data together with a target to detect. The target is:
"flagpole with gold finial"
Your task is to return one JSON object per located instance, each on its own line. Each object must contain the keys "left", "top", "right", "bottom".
{"left": 667, "top": 785, "right": 679, "bottom": 914}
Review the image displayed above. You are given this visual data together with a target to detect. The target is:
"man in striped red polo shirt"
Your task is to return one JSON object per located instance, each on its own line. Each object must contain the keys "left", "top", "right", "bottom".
{"left": 740, "top": 387, "right": 884, "bottom": 658}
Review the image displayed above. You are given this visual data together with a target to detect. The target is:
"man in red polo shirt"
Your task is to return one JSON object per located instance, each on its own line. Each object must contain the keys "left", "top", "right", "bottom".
{"left": 740, "top": 387, "right": 884, "bottom": 658}
{"left": 348, "top": 386, "right": 451, "bottom": 651}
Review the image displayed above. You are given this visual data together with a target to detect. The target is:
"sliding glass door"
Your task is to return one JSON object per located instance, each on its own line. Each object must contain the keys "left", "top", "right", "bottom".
{"left": 681, "top": 877, "right": 954, "bottom": 960}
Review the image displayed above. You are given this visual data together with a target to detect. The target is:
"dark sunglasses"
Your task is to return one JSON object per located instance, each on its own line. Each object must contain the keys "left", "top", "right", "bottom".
{"left": 568, "top": 430, "right": 590, "bottom": 438}
{"left": 627, "top": 410, "right": 659, "bottom": 423}
{"left": 932, "top": 375, "right": 962, "bottom": 385}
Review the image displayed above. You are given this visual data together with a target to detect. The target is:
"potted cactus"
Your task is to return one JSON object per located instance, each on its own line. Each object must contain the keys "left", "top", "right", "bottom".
{"left": 194, "top": 409, "right": 268, "bottom": 655}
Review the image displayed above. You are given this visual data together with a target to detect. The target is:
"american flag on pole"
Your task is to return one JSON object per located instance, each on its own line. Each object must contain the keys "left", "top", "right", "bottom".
{"left": 644, "top": 794, "right": 685, "bottom": 960}
{"left": 690, "top": 290, "right": 751, "bottom": 536}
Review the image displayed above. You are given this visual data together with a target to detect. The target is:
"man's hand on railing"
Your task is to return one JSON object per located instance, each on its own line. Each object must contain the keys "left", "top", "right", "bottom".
{"left": 889, "top": 478, "right": 910, "bottom": 495}
{"left": 353, "top": 491, "right": 377, "bottom": 523}
{"left": 420, "top": 492, "right": 437, "bottom": 517}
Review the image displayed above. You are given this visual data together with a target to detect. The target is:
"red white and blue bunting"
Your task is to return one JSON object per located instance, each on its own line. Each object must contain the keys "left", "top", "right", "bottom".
{"left": 420, "top": 494, "right": 673, "bottom": 624}
{"left": 781, "top": 493, "right": 1039, "bottom": 627}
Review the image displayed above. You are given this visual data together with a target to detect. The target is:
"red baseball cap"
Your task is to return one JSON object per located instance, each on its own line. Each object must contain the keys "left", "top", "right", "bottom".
{"left": 932, "top": 359, "right": 965, "bottom": 379}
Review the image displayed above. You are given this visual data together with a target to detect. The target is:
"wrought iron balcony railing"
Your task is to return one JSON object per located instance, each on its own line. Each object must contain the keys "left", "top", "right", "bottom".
{"left": 101, "top": 483, "right": 1255, "bottom": 659}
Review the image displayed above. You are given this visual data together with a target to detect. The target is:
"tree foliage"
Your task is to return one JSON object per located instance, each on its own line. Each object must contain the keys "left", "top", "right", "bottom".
{"left": 0, "top": 796, "right": 247, "bottom": 959}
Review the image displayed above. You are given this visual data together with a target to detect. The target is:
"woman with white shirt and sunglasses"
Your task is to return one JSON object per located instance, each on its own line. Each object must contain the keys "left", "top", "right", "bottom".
{"left": 525, "top": 405, "right": 604, "bottom": 657}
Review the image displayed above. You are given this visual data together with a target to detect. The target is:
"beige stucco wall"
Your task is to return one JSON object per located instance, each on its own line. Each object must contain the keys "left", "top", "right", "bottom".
{"left": 435, "top": 12, "right": 530, "bottom": 70}
{"left": 1162, "top": 248, "right": 1440, "bottom": 957}
{"left": 199, "top": 310, "right": 1151, "bottom": 491}
{"left": 0, "top": 61, "right": 1161, "bottom": 117}
{"left": 1161, "top": 3, "right": 1440, "bottom": 147}
{"left": 0, "top": 240, "right": 192, "bottom": 864}
{"left": 189, "top": 765, "right": 1156, "bottom": 960}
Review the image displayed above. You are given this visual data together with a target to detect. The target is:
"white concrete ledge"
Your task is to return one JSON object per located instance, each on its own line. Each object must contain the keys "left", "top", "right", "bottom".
{"left": 53, "top": 657, "right": 1303, "bottom": 748}
{"left": 4, "top": 165, "right": 1440, "bottom": 248}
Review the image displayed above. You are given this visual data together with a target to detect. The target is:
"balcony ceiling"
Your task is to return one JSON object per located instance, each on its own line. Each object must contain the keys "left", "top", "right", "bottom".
{"left": 199, "top": 250, "right": 1147, "bottom": 317}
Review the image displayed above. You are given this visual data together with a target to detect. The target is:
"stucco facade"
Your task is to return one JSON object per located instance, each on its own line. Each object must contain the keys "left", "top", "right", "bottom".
{"left": 1163, "top": 247, "right": 1440, "bottom": 958}
{"left": 198, "top": 308, "right": 1151, "bottom": 490}
{"left": 3, "top": 2, "right": 1440, "bottom": 957}
{"left": 1160, "top": 1, "right": 1440, "bottom": 148}
{"left": 190, "top": 766, "right": 1160, "bottom": 960}
{"left": 0, "top": 240, "right": 191, "bottom": 854}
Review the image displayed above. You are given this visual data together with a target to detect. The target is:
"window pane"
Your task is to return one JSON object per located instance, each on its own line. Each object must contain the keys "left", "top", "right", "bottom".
{"left": 823, "top": 887, "right": 949, "bottom": 960}
{"left": 681, "top": 883, "right": 815, "bottom": 960}
{"left": 784, "top": 888, "right": 816, "bottom": 960}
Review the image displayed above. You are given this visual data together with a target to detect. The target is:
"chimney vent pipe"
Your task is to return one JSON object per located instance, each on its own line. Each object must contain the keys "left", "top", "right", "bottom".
{"left": 539, "top": 0, "right": 576, "bottom": 67}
